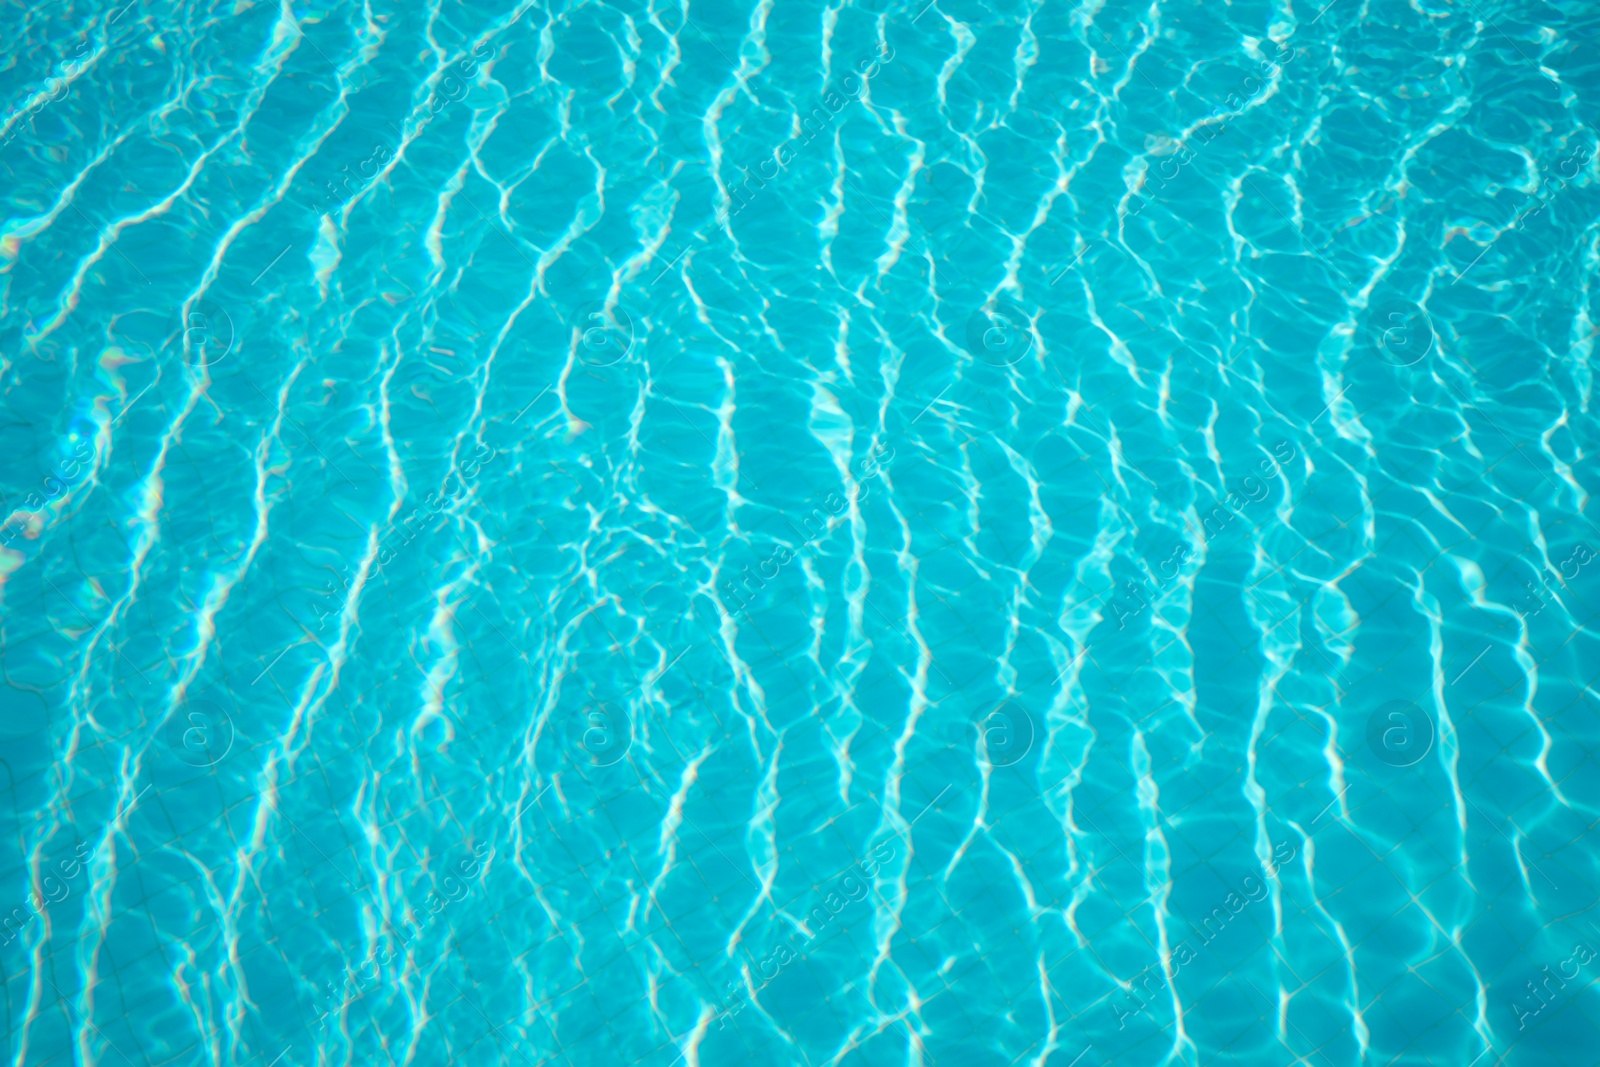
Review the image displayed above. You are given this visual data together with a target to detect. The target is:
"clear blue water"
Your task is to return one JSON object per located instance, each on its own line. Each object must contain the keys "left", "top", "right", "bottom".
{"left": 2, "top": 0, "right": 1599, "bottom": 1064}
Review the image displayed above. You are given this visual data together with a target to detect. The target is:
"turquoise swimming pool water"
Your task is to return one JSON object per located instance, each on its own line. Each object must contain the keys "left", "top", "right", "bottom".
{"left": 2, "top": 0, "right": 1599, "bottom": 1064}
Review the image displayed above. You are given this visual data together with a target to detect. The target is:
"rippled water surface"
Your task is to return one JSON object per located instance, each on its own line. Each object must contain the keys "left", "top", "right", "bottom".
{"left": 2, "top": 0, "right": 1599, "bottom": 1064}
